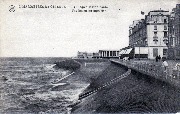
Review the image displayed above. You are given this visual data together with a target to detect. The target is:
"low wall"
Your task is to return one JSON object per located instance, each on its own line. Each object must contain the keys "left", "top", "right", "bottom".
{"left": 110, "top": 59, "right": 180, "bottom": 88}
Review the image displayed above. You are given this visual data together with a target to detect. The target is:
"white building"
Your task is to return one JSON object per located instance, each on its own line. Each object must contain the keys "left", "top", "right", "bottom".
{"left": 128, "top": 10, "right": 169, "bottom": 59}
{"left": 99, "top": 50, "right": 119, "bottom": 58}
{"left": 146, "top": 10, "right": 169, "bottom": 59}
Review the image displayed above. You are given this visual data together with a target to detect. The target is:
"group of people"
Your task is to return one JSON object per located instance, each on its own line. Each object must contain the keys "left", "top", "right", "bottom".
{"left": 155, "top": 55, "right": 161, "bottom": 62}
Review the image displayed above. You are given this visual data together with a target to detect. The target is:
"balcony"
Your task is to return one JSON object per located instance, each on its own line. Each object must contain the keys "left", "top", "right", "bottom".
{"left": 163, "top": 36, "right": 168, "bottom": 40}
{"left": 163, "top": 37, "right": 169, "bottom": 45}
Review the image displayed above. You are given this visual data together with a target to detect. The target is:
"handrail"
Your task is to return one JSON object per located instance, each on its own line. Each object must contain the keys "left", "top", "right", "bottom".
{"left": 79, "top": 69, "right": 131, "bottom": 100}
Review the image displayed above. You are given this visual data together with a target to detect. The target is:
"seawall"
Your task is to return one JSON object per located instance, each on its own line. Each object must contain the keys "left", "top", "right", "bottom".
{"left": 110, "top": 59, "right": 180, "bottom": 88}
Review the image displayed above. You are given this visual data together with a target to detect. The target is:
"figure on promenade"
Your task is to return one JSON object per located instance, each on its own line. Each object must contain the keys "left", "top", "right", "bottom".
{"left": 162, "top": 59, "right": 168, "bottom": 71}
{"left": 155, "top": 56, "right": 158, "bottom": 62}
{"left": 158, "top": 55, "right": 161, "bottom": 62}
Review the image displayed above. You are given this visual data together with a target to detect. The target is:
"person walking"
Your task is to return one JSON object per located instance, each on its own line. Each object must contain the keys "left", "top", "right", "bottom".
{"left": 155, "top": 56, "right": 158, "bottom": 62}
{"left": 162, "top": 59, "right": 168, "bottom": 71}
{"left": 158, "top": 55, "right": 161, "bottom": 62}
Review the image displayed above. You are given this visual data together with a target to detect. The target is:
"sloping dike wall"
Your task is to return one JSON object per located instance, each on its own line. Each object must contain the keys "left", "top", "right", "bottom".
{"left": 72, "top": 60, "right": 180, "bottom": 113}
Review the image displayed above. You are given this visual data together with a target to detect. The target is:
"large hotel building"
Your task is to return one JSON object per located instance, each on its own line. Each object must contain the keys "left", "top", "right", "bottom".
{"left": 128, "top": 9, "right": 169, "bottom": 59}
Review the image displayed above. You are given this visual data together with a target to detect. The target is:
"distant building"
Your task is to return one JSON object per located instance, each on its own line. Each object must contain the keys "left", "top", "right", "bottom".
{"left": 168, "top": 4, "right": 180, "bottom": 60}
{"left": 87, "top": 53, "right": 93, "bottom": 58}
{"left": 77, "top": 51, "right": 99, "bottom": 59}
{"left": 92, "top": 52, "right": 100, "bottom": 58}
{"left": 99, "top": 50, "right": 119, "bottom": 58}
{"left": 128, "top": 9, "right": 169, "bottom": 59}
{"left": 77, "top": 51, "right": 88, "bottom": 58}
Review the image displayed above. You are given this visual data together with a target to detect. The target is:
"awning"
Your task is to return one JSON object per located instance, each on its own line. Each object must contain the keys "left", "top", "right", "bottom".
{"left": 124, "top": 48, "right": 132, "bottom": 54}
{"left": 119, "top": 48, "right": 132, "bottom": 55}
{"left": 119, "top": 50, "right": 125, "bottom": 54}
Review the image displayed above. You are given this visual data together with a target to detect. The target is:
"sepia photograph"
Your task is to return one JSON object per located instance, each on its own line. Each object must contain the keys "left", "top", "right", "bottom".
{"left": 0, "top": 0, "right": 180, "bottom": 113}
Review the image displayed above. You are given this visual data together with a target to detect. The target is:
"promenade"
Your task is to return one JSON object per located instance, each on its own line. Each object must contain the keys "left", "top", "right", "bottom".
{"left": 110, "top": 59, "right": 180, "bottom": 88}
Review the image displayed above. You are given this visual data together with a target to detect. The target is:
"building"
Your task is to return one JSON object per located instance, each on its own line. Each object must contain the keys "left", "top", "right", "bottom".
{"left": 77, "top": 51, "right": 100, "bottom": 59}
{"left": 128, "top": 9, "right": 169, "bottom": 59}
{"left": 168, "top": 4, "right": 180, "bottom": 60}
{"left": 99, "top": 50, "right": 119, "bottom": 58}
{"left": 129, "top": 19, "right": 147, "bottom": 48}
{"left": 92, "top": 52, "right": 100, "bottom": 58}
{"left": 167, "top": 8, "right": 176, "bottom": 59}
{"left": 77, "top": 51, "right": 88, "bottom": 58}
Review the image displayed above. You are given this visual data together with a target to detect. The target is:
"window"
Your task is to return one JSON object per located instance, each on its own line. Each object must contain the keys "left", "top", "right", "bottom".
{"left": 107, "top": 51, "right": 109, "bottom": 57}
{"left": 170, "top": 37, "right": 173, "bottom": 46}
{"left": 154, "top": 40, "right": 158, "bottom": 44}
{"left": 153, "top": 32, "right": 158, "bottom": 44}
{"left": 153, "top": 48, "right": 158, "bottom": 57}
{"left": 164, "top": 25, "right": 167, "bottom": 30}
{"left": 113, "top": 51, "right": 116, "bottom": 56}
{"left": 164, "top": 19, "right": 167, "bottom": 23}
{"left": 164, "top": 32, "right": 167, "bottom": 37}
{"left": 154, "top": 25, "right": 157, "bottom": 30}
{"left": 177, "top": 50, "right": 180, "bottom": 56}
{"left": 110, "top": 51, "right": 112, "bottom": 56}
{"left": 163, "top": 49, "right": 167, "bottom": 55}
{"left": 154, "top": 32, "right": 157, "bottom": 36}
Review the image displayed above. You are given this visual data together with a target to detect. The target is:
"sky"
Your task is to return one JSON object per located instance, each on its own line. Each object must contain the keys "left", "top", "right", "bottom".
{"left": 0, "top": 0, "right": 179, "bottom": 57}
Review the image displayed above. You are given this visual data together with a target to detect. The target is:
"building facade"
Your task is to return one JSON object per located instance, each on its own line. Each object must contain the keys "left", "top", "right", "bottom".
{"left": 129, "top": 10, "right": 169, "bottom": 59}
{"left": 168, "top": 8, "right": 176, "bottom": 59}
{"left": 99, "top": 50, "right": 119, "bottom": 58}
{"left": 168, "top": 4, "right": 180, "bottom": 60}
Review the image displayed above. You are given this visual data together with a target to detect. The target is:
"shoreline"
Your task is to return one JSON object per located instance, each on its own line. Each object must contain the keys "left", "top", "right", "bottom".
{"left": 55, "top": 59, "right": 111, "bottom": 113}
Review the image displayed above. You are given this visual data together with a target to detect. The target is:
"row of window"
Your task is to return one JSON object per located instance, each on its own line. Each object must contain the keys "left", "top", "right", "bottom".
{"left": 101, "top": 51, "right": 119, "bottom": 57}
{"left": 154, "top": 25, "right": 167, "bottom": 30}
{"left": 153, "top": 31, "right": 168, "bottom": 37}
{"left": 153, "top": 40, "right": 168, "bottom": 45}
{"left": 150, "top": 16, "right": 167, "bottom": 23}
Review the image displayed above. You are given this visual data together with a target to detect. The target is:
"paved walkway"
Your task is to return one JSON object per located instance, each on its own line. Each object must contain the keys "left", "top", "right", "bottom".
{"left": 114, "top": 59, "right": 180, "bottom": 77}
{"left": 111, "top": 59, "right": 180, "bottom": 88}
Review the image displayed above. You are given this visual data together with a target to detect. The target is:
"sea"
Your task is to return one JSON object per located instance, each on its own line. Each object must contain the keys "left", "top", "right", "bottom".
{"left": 0, "top": 57, "right": 88, "bottom": 113}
